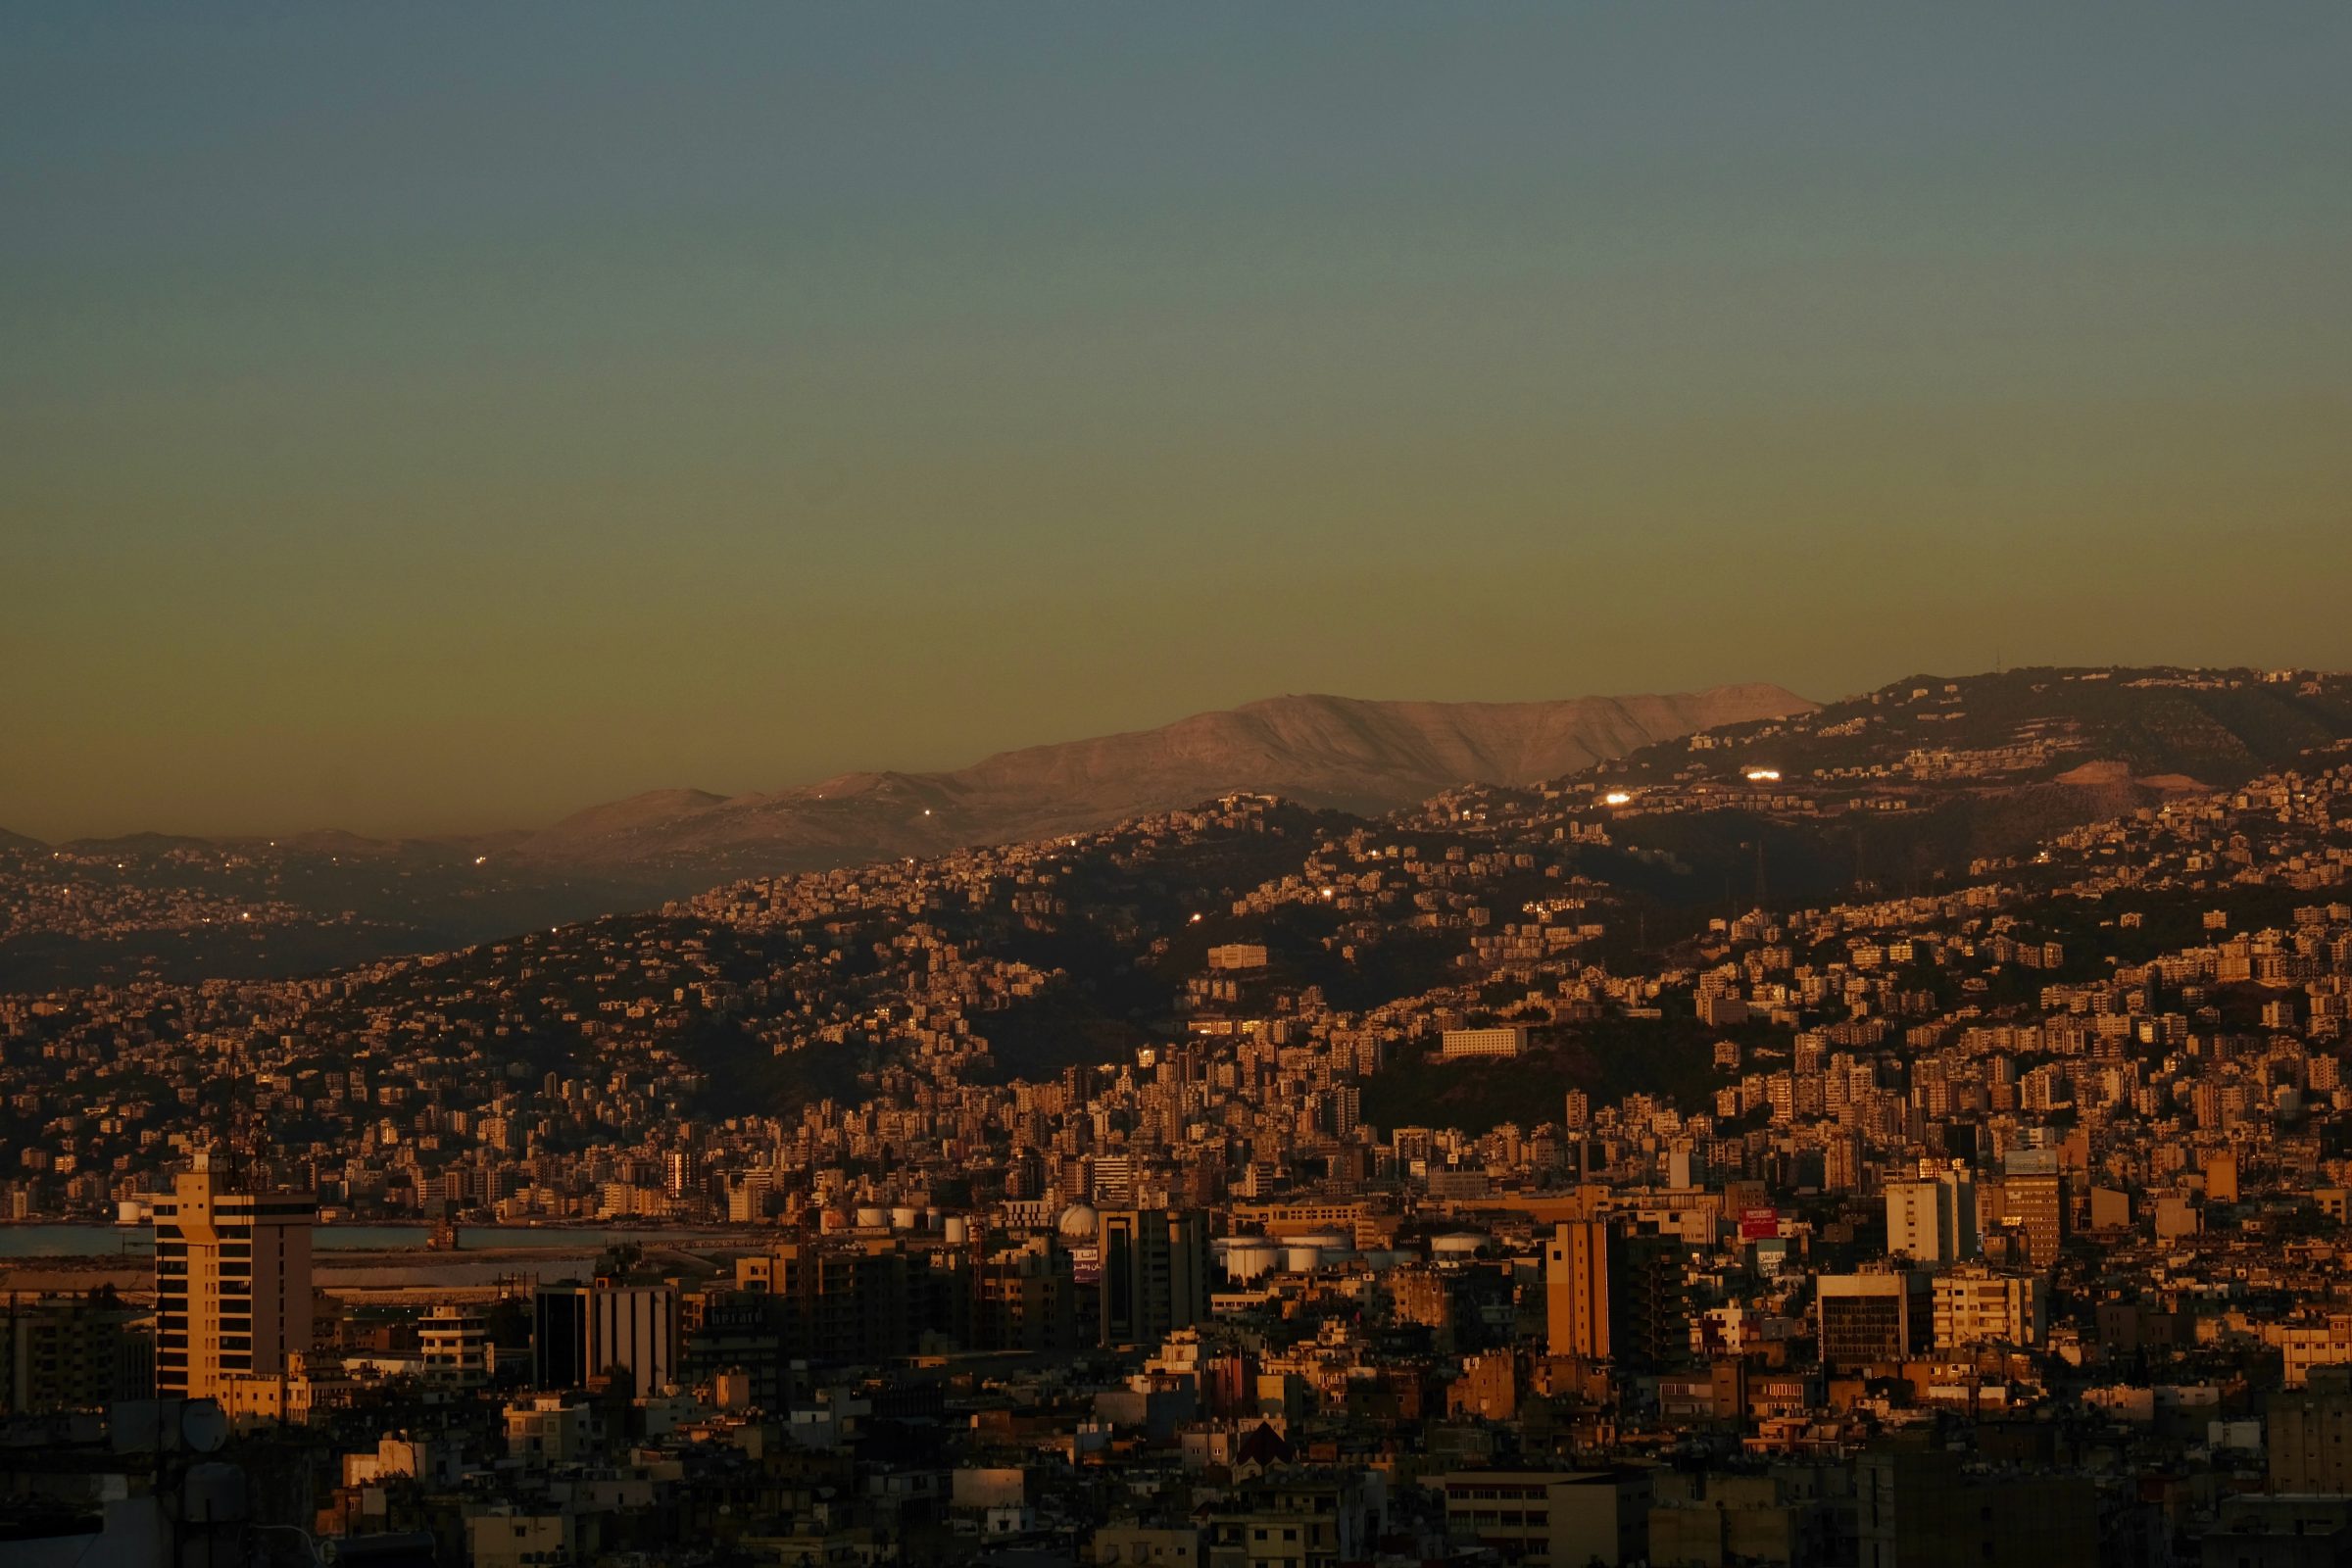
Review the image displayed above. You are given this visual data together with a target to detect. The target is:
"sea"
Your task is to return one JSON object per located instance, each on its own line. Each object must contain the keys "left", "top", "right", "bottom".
{"left": 0, "top": 1224, "right": 724, "bottom": 1259}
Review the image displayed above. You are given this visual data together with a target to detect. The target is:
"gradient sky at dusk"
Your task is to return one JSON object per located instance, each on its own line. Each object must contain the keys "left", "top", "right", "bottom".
{"left": 5, "top": 5, "right": 2350, "bottom": 840}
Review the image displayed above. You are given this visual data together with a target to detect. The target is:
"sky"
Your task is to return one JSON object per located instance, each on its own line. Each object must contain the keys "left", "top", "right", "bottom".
{"left": 4, "top": 4, "right": 2350, "bottom": 841}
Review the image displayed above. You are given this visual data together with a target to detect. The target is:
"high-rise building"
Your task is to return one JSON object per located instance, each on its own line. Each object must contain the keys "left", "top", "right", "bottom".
{"left": 1099, "top": 1209, "right": 1209, "bottom": 1346}
{"left": 733, "top": 1240, "right": 947, "bottom": 1363}
{"left": 1091, "top": 1155, "right": 1139, "bottom": 1207}
{"left": 1, "top": 1292, "right": 151, "bottom": 1413}
{"left": 1611, "top": 1235, "right": 1690, "bottom": 1371}
{"left": 1816, "top": 1270, "right": 1931, "bottom": 1370}
{"left": 1932, "top": 1265, "right": 2046, "bottom": 1348}
{"left": 975, "top": 1237, "right": 1081, "bottom": 1354}
{"left": 534, "top": 1279, "right": 678, "bottom": 1396}
{"left": 1545, "top": 1218, "right": 1687, "bottom": 1370}
{"left": 1982, "top": 1169, "right": 2066, "bottom": 1271}
{"left": 150, "top": 1154, "right": 316, "bottom": 1399}
{"left": 2271, "top": 1372, "right": 2352, "bottom": 1493}
{"left": 1543, "top": 1212, "right": 1693, "bottom": 1372}
{"left": 1546, "top": 1219, "right": 1612, "bottom": 1361}
{"left": 1885, "top": 1162, "right": 1979, "bottom": 1264}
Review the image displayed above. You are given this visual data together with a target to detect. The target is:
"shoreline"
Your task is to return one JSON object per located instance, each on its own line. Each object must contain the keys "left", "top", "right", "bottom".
{"left": 1, "top": 1235, "right": 770, "bottom": 1298}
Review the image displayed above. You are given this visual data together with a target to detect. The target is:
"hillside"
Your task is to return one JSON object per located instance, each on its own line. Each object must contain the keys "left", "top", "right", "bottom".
{"left": 1591, "top": 666, "right": 2352, "bottom": 792}
{"left": 12, "top": 663, "right": 2352, "bottom": 1151}
{"left": 514, "top": 684, "right": 1814, "bottom": 877}
{"left": 1454, "top": 664, "right": 2352, "bottom": 911}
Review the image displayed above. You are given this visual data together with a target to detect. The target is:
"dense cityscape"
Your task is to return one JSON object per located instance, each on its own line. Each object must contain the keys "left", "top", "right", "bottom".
{"left": 14, "top": 4, "right": 2351, "bottom": 1563}
{"left": 9, "top": 668, "right": 2352, "bottom": 1564}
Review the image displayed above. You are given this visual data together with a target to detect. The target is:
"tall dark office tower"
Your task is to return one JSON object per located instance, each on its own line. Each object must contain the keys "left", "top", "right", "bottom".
{"left": 1099, "top": 1209, "right": 1209, "bottom": 1347}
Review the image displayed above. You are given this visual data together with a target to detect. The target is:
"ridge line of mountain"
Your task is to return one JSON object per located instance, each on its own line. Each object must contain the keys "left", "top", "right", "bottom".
{"left": 508, "top": 683, "right": 1819, "bottom": 871}
{"left": 1, "top": 682, "right": 1815, "bottom": 857}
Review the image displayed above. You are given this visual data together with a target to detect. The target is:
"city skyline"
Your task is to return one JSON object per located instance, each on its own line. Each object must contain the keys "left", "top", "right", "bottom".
{"left": 9, "top": 10, "right": 2352, "bottom": 1560}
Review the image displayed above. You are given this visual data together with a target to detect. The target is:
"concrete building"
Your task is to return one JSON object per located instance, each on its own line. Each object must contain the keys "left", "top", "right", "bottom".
{"left": 1100, "top": 1208, "right": 1210, "bottom": 1347}
{"left": 1545, "top": 1218, "right": 1611, "bottom": 1361}
{"left": 149, "top": 1155, "right": 315, "bottom": 1399}
{"left": 1885, "top": 1163, "right": 1978, "bottom": 1264}
{"left": 1932, "top": 1266, "right": 2045, "bottom": 1348}
{"left": 1981, "top": 1163, "right": 2066, "bottom": 1271}
{"left": 2196, "top": 1494, "right": 2352, "bottom": 1568}
{"left": 736, "top": 1239, "right": 939, "bottom": 1364}
{"left": 1545, "top": 1218, "right": 1686, "bottom": 1369}
{"left": 1817, "top": 1271, "right": 1931, "bottom": 1371}
{"left": 1440, "top": 1026, "right": 1530, "bottom": 1059}
{"left": 1648, "top": 1470, "right": 1832, "bottom": 1567}
{"left": 1095, "top": 1524, "right": 1206, "bottom": 1568}
{"left": 2268, "top": 1315, "right": 2352, "bottom": 1390}
{"left": 505, "top": 1393, "right": 595, "bottom": 1462}
{"left": 2, "top": 1292, "right": 150, "bottom": 1413}
{"left": 533, "top": 1279, "right": 678, "bottom": 1396}
{"left": 975, "top": 1237, "right": 1080, "bottom": 1353}
{"left": 1855, "top": 1449, "right": 2096, "bottom": 1568}
{"left": 419, "top": 1304, "right": 495, "bottom": 1389}
{"left": 2272, "top": 1374, "right": 2352, "bottom": 1493}
{"left": 469, "top": 1509, "right": 588, "bottom": 1568}
{"left": 1433, "top": 1469, "right": 1652, "bottom": 1567}
{"left": 1205, "top": 1471, "right": 1385, "bottom": 1568}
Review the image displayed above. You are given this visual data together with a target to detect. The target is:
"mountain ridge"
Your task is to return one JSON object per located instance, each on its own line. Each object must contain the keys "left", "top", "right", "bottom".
{"left": 514, "top": 683, "right": 1817, "bottom": 875}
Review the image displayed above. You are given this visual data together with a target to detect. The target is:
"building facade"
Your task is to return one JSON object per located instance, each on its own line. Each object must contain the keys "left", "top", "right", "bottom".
{"left": 150, "top": 1156, "right": 315, "bottom": 1399}
{"left": 1100, "top": 1209, "right": 1210, "bottom": 1347}
{"left": 1885, "top": 1163, "right": 1979, "bottom": 1264}
{"left": 534, "top": 1280, "right": 678, "bottom": 1396}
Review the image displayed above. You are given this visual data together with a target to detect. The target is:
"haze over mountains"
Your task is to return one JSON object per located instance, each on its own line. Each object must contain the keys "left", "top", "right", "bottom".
{"left": 8, "top": 665, "right": 2350, "bottom": 996}
{"left": 511, "top": 684, "right": 1817, "bottom": 877}
{"left": 0, "top": 681, "right": 1807, "bottom": 990}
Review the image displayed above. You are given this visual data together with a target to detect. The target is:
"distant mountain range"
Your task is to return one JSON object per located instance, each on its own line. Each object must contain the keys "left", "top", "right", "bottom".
{"left": 508, "top": 685, "right": 1817, "bottom": 877}
{"left": 12, "top": 666, "right": 2352, "bottom": 996}
{"left": 1593, "top": 666, "right": 2352, "bottom": 794}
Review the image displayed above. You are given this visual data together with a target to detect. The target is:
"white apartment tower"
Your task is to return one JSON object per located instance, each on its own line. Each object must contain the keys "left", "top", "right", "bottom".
{"left": 1885, "top": 1161, "right": 1979, "bottom": 1265}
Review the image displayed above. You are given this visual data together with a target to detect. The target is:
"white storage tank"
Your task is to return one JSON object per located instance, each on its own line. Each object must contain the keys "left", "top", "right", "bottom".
{"left": 943, "top": 1215, "right": 970, "bottom": 1246}
{"left": 1224, "top": 1242, "right": 1283, "bottom": 1282}
{"left": 891, "top": 1206, "right": 919, "bottom": 1231}
{"left": 855, "top": 1205, "right": 888, "bottom": 1230}
{"left": 1430, "top": 1231, "right": 1489, "bottom": 1258}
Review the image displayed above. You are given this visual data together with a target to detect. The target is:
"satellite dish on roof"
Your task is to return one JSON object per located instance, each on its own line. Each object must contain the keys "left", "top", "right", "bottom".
{"left": 180, "top": 1398, "right": 229, "bottom": 1454}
